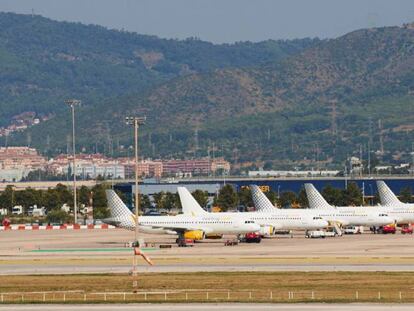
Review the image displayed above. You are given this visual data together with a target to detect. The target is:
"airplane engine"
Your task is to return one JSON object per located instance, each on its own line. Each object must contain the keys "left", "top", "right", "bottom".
{"left": 259, "top": 225, "right": 275, "bottom": 237}
{"left": 184, "top": 230, "right": 205, "bottom": 240}
{"left": 165, "top": 230, "right": 178, "bottom": 235}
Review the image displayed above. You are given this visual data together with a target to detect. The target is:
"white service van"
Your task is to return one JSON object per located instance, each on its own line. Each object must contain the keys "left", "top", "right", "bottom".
{"left": 12, "top": 205, "right": 23, "bottom": 215}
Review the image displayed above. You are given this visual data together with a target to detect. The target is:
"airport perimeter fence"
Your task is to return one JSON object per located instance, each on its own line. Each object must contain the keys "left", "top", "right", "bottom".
{"left": 1, "top": 290, "right": 414, "bottom": 303}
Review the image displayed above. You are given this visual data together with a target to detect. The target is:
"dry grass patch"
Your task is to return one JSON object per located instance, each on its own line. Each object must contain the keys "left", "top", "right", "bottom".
{"left": 1, "top": 272, "right": 414, "bottom": 293}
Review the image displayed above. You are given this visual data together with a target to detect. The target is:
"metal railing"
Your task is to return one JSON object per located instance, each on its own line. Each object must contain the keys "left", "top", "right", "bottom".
{"left": 1, "top": 290, "right": 413, "bottom": 303}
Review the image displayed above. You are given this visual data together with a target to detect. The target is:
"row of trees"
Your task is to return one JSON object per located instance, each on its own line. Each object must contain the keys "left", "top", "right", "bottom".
{"left": 206, "top": 183, "right": 413, "bottom": 211}
{"left": 135, "top": 183, "right": 379, "bottom": 212}
{"left": 1, "top": 183, "right": 412, "bottom": 220}
{"left": 0, "top": 184, "right": 110, "bottom": 219}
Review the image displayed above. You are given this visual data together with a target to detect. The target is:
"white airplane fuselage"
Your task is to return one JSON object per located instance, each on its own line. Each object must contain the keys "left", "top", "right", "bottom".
{"left": 309, "top": 207, "right": 392, "bottom": 226}
{"left": 104, "top": 189, "right": 260, "bottom": 237}
{"left": 105, "top": 214, "right": 260, "bottom": 235}
{"left": 303, "top": 183, "right": 393, "bottom": 226}
{"left": 187, "top": 211, "right": 329, "bottom": 231}
{"left": 378, "top": 205, "right": 414, "bottom": 224}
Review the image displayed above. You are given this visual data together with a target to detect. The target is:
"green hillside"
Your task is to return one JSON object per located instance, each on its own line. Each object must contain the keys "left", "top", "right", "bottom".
{"left": 0, "top": 12, "right": 315, "bottom": 126}
{"left": 3, "top": 13, "right": 414, "bottom": 168}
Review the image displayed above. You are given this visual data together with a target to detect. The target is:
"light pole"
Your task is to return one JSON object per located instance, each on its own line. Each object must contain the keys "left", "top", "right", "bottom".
{"left": 369, "top": 184, "right": 374, "bottom": 206}
{"left": 65, "top": 99, "right": 81, "bottom": 224}
{"left": 125, "top": 116, "right": 146, "bottom": 244}
{"left": 125, "top": 116, "right": 146, "bottom": 290}
{"left": 411, "top": 142, "right": 414, "bottom": 176}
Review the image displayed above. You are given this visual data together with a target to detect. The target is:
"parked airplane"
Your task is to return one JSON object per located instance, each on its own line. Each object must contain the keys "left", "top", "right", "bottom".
{"left": 178, "top": 187, "right": 329, "bottom": 235}
{"left": 104, "top": 189, "right": 260, "bottom": 241}
{"left": 303, "top": 183, "right": 393, "bottom": 226}
{"left": 376, "top": 180, "right": 414, "bottom": 224}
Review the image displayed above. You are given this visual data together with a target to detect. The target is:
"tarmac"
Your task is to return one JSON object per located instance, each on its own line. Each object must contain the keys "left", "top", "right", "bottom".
{"left": 1, "top": 229, "right": 414, "bottom": 274}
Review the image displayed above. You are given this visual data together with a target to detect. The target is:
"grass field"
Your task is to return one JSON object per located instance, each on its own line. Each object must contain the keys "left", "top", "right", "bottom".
{"left": 1, "top": 272, "right": 414, "bottom": 295}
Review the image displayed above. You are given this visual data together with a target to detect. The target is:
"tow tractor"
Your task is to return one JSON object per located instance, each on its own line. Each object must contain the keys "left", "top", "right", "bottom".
{"left": 239, "top": 232, "right": 261, "bottom": 243}
{"left": 176, "top": 238, "right": 195, "bottom": 247}
{"left": 379, "top": 224, "right": 396, "bottom": 234}
{"left": 401, "top": 225, "right": 413, "bottom": 235}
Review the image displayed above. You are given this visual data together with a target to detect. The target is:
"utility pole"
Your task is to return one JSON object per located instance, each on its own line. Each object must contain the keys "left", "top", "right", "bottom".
{"left": 212, "top": 142, "right": 216, "bottom": 178}
{"left": 330, "top": 99, "right": 337, "bottom": 137}
{"left": 65, "top": 99, "right": 81, "bottom": 224}
{"left": 359, "top": 144, "right": 363, "bottom": 177}
{"left": 378, "top": 119, "right": 384, "bottom": 155}
{"left": 362, "top": 182, "right": 365, "bottom": 205}
{"left": 194, "top": 127, "right": 199, "bottom": 157}
{"left": 344, "top": 163, "right": 348, "bottom": 190}
{"left": 368, "top": 141, "right": 371, "bottom": 177}
{"left": 411, "top": 142, "right": 414, "bottom": 176}
{"left": 125, "top": 116, "right": 146, "bottom": 289}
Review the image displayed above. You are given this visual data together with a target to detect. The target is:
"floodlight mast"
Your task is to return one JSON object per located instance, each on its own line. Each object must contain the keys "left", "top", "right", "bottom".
{"left": 125, "top": 116, "right": 146, "bottom": 289}
{"left": 65, "top": 99, "right": 81, "bottom": 224}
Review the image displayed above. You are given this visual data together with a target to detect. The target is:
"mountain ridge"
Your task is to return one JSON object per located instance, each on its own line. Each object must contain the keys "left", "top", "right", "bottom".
{"left": 2, "top": 13, "right": 414, "bottom": 169}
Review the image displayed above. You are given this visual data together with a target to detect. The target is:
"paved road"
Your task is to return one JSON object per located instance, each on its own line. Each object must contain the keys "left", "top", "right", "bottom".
{"left": 2, "top": 303, "right": 414, "bottom": 311}
{"left": 2, "top": 229, "right": 414, "bottom": 275}
{"left": 2, "top": 263, "right": 414, "bottom": 275}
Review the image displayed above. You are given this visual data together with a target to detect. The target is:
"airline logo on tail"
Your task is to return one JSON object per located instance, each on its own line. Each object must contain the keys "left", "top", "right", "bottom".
{"left": 250, "top": 185, "right": 276, "bottom": 212}
{"left": 105, "top": 190, "right": 135, "bottom": 230}
{"left": 376, "top": 181, "right": 402, "bottom": 206}
{"left": 304, "top": 183, "right": 332, "bottom": 209}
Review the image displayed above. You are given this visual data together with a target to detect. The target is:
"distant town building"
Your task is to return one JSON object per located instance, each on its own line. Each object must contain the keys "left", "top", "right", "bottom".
{"left": 161, "top": 157, "right": 230, "bottom": 177}
{"left": 0, "top": 147, "right": 47, "bottom": 170}
{"left": 49, "top": 154, "right": 125, "bottom": 179}
{"left": 210, "top": 158, "right": 231, "bottom": 174}
{"left": 0, "top": 112, "right": 51, "bottom": 137}
{"left": 0, "top": 147, "right": 47, "bottom": 181}
{"left": 118, "top": 158, "right": 163, "bottom": 178}
{"left": 348, "top": 156, "right": 363, "bottom": 175}
{"left": 0, "top": 146, "right": 231, "bottom": 181}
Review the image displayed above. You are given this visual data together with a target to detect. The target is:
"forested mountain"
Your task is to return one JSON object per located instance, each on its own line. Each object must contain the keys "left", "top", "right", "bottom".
{"left": 0, "top": 12, "right": 316, "bottom": 126}
{"left": 3, "top": 12, "right": 414, "bottom": 168}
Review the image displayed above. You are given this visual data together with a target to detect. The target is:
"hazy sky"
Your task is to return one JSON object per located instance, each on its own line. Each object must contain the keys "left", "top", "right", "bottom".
{"left": 1, "top": 0, "right": 414, "bottom": 43}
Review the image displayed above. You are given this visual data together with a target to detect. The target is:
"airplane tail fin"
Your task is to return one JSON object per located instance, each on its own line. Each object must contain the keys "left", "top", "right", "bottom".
{"left": 105, "top": 189, "right": 133, "bottom": 219}
{"left": 376, "top": 181, "right": 402, "bottom": 206}
{"left": 304, "top": 183, "right": 333, "bottom": 209}
{"left": 250, "top": 185, "right": 277, "bottom": 212}
{"left": 177, "top": 187, "right": 209, "bottom": 216}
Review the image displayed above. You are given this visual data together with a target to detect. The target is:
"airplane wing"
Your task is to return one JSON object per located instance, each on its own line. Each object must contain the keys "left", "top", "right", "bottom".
{"left": 147, "top": 223, "right": 213, "bottom": 233}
